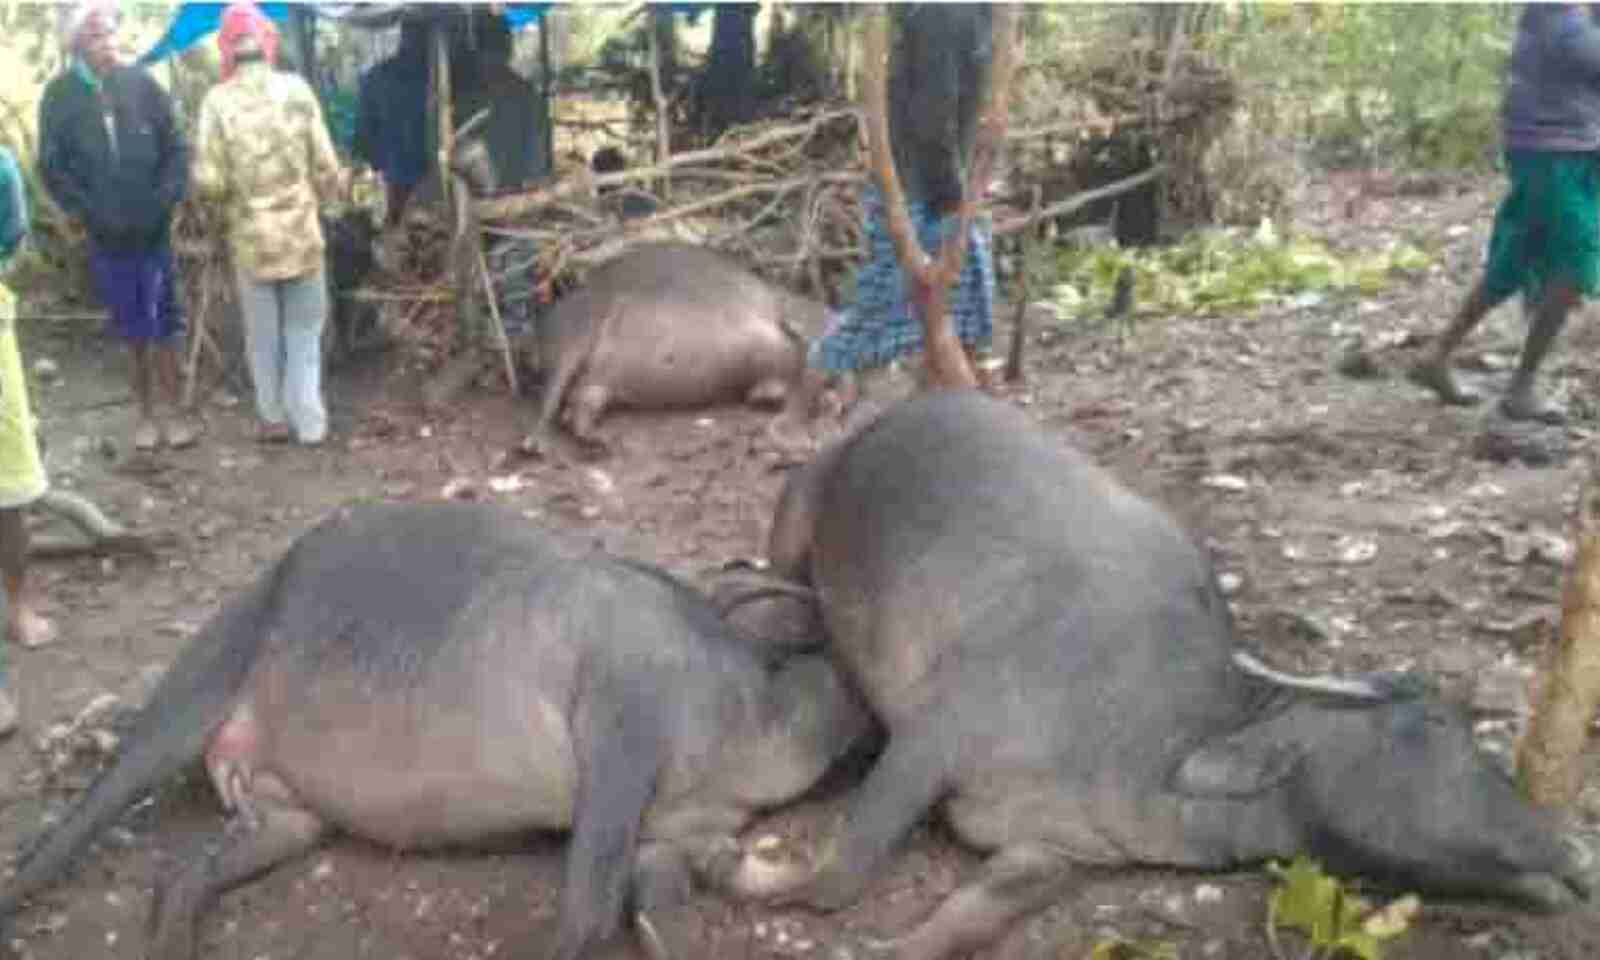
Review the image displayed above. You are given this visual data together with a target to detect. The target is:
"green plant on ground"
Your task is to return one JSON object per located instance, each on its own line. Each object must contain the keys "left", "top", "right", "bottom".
{"left": 1087, "top": 935, "right": 1178, "bottom": 960}
{"left": 1048, "top": 222, "right": 1430, "bottom": 323}
{"left": 1266, "top": 856, "right": 1420, "bottom": 960}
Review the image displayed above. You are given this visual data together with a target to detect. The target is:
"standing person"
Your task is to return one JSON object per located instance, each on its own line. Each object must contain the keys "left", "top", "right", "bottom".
{"left": 38, "top": 0, "right": 196, "bottom": 452}
{"left": 0, "top": 145, "right": 56, "bottom": 736}
{"left": 195, "top": 2, "right": 343, "bottom": 446}
{"left": 1410, "top": 4, "right": 1600, "bottom": 425}
{"left": 775, "top": 3, "right": 995, "bottom": 446}
{"left": 352, "top": 17, "right": 429, "bottom": 229}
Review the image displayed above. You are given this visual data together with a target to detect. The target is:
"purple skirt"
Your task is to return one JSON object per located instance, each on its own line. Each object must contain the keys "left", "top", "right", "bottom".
{"left": 89, "top": 244, "right": 183, "bottom": 342}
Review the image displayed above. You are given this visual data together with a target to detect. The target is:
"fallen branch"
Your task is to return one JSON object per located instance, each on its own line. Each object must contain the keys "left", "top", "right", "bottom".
{"left": 993, "top": 164, "right": 1166, "bottom": 236}
{"left": 476, "top": 109, "right": 860, "bottom": 222}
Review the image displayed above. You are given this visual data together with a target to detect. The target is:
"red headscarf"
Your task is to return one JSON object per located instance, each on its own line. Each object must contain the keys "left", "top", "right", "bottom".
{"left": 217, "top": 1, "right": 279, "bottom": 81}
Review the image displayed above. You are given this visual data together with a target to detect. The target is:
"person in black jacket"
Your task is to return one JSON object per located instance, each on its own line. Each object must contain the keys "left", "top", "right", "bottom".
{"left": 774, "top": 4, "right": 996, "bottom": 447}
{"left": 38, "top": 2, "right": 196, "bottom": 452}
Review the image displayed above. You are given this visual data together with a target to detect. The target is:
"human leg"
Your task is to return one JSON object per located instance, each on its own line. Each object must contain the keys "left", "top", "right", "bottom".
{"left": 144, "top": 247, "right": 199, "bottom": 448}
{"left": 235, "top": 268, "right": 289, "bottom": 438}
{"left": 1502, "top": 280, "right": 1579, "bottom": 424}
{"left": 0, "top": 304, "right": 53, "bottom": 734}
{"left": 1411, "top": 156, "right": 1529, "bottom": 407}
{"left": 1409, "top": 280, "right": 1501, "bottom": 406}
{"left": 279, "top": 269, "right": 330, "bottom": 445}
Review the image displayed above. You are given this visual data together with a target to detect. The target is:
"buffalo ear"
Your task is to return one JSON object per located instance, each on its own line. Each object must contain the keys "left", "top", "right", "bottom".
{"left": 1174, "top": 733, "right": 1305, "bottom": 798}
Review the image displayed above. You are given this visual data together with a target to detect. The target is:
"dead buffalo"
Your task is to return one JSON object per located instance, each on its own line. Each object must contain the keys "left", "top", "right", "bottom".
{"left": 0, "top": 501, "right": 873, "bottom": 960}
{"left": 718, "top": 389, "right": 1592, "bottom": 960}
{"left": 527, "top": 242, "right": 829, "bottom": 453}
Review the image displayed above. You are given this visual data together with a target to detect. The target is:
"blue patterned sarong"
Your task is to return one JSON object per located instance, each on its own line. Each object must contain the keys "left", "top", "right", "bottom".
{"left": 811, "top": 185, "right": 996, "bottom": 373}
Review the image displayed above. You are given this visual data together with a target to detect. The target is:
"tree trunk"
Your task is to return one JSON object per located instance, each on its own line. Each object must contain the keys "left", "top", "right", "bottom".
{"left": 857, "top": 3, "right": 1019, "bottom": 390}
{"left": 1517, "top": 476, "right": 1600, "bottom": 810}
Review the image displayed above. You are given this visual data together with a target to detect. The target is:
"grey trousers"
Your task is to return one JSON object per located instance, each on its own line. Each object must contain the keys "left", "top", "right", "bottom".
{"left": 236, "top": 266, "right": 328, "bottom": 443}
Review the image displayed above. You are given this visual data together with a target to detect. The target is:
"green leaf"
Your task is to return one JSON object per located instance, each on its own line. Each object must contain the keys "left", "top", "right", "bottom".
{"left": 1266, "top": 857, "right": 1419, "bottom": 960}
{"left": 1089, "top": 935, "right": 1179, "bottom": 960}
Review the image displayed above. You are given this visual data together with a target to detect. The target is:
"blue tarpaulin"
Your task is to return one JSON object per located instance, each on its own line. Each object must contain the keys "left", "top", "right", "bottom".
{"left": 136, "top": 3, "right": 559, "bottom": 67}
{"left": 137, "top": 2, "right": 292, "bottom": 66}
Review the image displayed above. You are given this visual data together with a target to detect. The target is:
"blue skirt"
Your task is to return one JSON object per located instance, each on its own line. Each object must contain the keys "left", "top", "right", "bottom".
{"left": 811, "top": 186, "right": 996, "bottom": 373}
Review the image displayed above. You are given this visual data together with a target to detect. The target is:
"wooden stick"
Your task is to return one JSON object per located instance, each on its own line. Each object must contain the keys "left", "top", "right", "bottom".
{"left": 1004, "top": 184, "right": 1044, "bottom": 385}
{"left": 181, "top": 257, "right": 215, "bottom": 409}
{"left": 474, "top": 242, "right": 519, "bottom": 397}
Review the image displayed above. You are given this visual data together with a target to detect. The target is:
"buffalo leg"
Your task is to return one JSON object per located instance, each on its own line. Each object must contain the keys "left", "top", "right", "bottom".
{"left": 553, "top": 696, "right": 665, "bottom": 960}
{"left": 876, "top": 843, "right": 1071, "bottom": 960}
{"left": 569, "top": 383, "right": 612, "bottom": 452}
{"left": 630, "top": 841, "right": 700, "bottom": 960}
{"left": 726, "top": 729, "right": 947, "bottom": 913}
{"left": 147, "top": 773, "right": 326, "bottom": 960}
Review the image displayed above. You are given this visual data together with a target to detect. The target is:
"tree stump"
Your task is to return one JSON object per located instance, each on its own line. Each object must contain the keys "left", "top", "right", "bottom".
{"left": 1517, "top": 475, "right": 1600, "bottom": 810}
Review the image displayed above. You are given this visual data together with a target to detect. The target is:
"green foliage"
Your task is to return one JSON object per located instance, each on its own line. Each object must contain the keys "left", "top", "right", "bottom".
{"left": 1088, "top": 935, "right": 1178, "bottom": 960}
{"left": 1267, "top": 856, "right": 1420, "bottom": 960}
{"left": 1049, "top": 222, "right": 1431, "bottom": 321}
{"left": 1206, "top": 3, "right": 1515, "bottom": 171}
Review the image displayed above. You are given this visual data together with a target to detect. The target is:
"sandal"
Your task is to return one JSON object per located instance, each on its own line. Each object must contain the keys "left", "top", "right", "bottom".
{"left": 258, "top": 422, "right": 292, "bottom": 444}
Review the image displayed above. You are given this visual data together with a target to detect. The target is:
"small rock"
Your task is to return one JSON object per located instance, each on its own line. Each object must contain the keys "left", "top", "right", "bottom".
{"left": 1217, "top": 572, "right": 1242, "bottom": 596}
{"left": 1202, "top": 474, "right": 1250, "bottom": 493}
{"left": 1337, "top": 537, "right": 1377, "bottom": 565}
{"left": 487, "top": 475, "right": 525, "bottom": 494}
{"left": 440, "top": 478, "right": 478, "bottom": 501}
{"left": 1193, "top": 884, "right": 1224, "bottom": 905}
{"left": 32, "top": 357, "right": 58, "bottom": 381}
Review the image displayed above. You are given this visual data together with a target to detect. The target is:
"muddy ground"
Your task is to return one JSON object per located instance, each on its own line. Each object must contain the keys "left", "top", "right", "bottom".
{"left": 2, "top": 168, "right": 1600, "bottom": 959}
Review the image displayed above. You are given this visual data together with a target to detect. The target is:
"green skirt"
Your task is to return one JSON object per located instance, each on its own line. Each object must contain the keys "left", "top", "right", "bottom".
{"left": 1483, "top": 150, "right": 1600, "bottom": 304}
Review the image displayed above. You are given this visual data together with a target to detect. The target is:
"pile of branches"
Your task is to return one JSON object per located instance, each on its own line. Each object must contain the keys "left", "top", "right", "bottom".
{"left": 475, "top": 103, "right": 869, "bottom": 303}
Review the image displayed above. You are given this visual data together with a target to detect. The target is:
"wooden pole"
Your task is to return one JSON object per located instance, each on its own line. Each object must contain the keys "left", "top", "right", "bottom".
{"left": 539, "top": 14, "right": 555, "bottom": 176}
{"left": 648, "top": 7, "right": 672, "bottom": 202}
{"left": 1517, "top": 473, "right": 1600, "bottom": 810}
{"left": 432, "top": 16, "right": 455, "bottom": 223}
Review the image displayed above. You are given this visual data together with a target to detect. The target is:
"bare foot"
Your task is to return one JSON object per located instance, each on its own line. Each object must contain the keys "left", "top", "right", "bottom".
{"left": 1407, "top": 359, "right": 1481, "bottom": 406}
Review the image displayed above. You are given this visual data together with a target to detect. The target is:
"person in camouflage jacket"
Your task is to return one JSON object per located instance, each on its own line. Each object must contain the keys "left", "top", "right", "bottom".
{"left": 194, "top": 2, "right": 343, "bottom": 446}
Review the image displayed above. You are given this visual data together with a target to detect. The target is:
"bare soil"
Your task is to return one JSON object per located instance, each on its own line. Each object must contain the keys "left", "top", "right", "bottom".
{"left": 3, "top": 168, "right": 1600, "bottom": 960}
